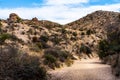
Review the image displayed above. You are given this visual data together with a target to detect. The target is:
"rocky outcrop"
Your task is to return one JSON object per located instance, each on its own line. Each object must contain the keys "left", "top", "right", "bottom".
{"left": 32, "top": 17, "right": 39, "bottom": 22}
{"left": 30, "top": 17, "right": 39, "bottom": 26}
{"left": 8, "top": 13, "right": 21, "bottom": 23}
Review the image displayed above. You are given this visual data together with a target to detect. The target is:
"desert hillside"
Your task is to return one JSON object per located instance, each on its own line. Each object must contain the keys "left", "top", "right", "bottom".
{"left": 0, "top": 10, "right": 120, "bottom": 80}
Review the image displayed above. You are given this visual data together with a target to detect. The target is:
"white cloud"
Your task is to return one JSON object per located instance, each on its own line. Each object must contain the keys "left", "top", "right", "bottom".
{"left": 45, "top": 0, "right": 89, "bottom": 5}
{"left": 0, "top": 1, "right": 120, "bottom": 24}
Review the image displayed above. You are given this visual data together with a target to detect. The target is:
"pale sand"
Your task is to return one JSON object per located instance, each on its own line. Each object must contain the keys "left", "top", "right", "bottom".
{"left": 49, "top": 58, "right": 119, "bottom": 80}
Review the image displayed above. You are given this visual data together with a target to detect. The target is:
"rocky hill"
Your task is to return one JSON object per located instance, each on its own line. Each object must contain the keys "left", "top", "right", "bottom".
{"left": 0, "top": 10, "right": 120, "bottom": 79}
{"left": 65, "top": 10, "right": 120, "bottom": 77}
{"left": 66, "top": 10, "right": 120, "bottom": 77}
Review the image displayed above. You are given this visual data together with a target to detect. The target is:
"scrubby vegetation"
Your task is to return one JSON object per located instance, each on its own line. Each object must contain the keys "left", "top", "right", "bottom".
{"left": 98, "top": 40, "right": 109, "bottom": 59}
{"left": 44, "top": 48, "right": 74, "bottom": 69}
{"left": 0, "top": 45, "right": 48, "bottom": 80}
{"left": 98, "top": 27, "right": 120, "bottom": 77}
{"left": 1, "top": 10, "right": 120, "bottom": 79}
{"left": 86, "top": 29, "right": 95, "bottom": 35}
{"left": 79, "top": 44, "right": 92, "bottom": 58}
{"left": 98, "top": 30, "right": 120, "bottom": 59}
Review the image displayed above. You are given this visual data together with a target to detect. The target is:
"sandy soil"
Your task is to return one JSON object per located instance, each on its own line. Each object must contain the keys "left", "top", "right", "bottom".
{"left": 49, "top": 58, "right": 119, "bottom": 80}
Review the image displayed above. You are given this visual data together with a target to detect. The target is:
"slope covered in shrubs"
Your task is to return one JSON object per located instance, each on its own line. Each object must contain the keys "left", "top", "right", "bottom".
{"left": 0, "top": 10, "right": 120, "bottom": 79}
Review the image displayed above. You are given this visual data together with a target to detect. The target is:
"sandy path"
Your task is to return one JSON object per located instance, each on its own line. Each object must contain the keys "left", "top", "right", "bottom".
{"left": 49, "top": 58, "right": 119, "bottom": 80}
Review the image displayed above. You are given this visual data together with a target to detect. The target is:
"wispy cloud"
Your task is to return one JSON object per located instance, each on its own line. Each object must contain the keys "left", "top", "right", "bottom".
{"left": 45, "top": 0, "right": 89, "bottom": 5}
{"left": 0, "top": 0, "right": 120, "bottom": 24}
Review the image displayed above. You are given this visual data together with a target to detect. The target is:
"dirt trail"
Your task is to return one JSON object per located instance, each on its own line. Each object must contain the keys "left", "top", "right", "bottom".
{"left": 49, "top": 58, "right": 119, "bottom": 80}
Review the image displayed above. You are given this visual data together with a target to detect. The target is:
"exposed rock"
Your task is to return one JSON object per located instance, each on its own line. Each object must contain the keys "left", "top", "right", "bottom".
{"left": 30, "top": 17, "right": 39, "bottom": 25}
{"left": 32, "top": 17, "right": 39, "bottom": 22}
{"left": 8, "top": 13, "right": 21, "bottom": 23}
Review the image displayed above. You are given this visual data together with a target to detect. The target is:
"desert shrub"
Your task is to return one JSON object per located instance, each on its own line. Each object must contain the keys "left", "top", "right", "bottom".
{"left": 32, "top": 36, "right": 38, "bottom": 42}
{"left": 44, "top": 54, "right": 58, "bottom": 69}
{"left": 81, "top": 32, "right": 85, "bottom": 35}
{"left": 70, "top": 37, "right": 77, "bottom": 41}
{"left": 0, "top": 45, "right": 48, "bottom": 80}
{"left": 65, "top": 58, "right": 73, "bottom": 67}
{"left": 17, "top": 38, "right": 25, "bottom": 44}
{"left": 36, "top": 42, "right": 43, "bottom": 50}
{"left": 10, "top": 34, "right": 18, "bottom": 41}
{"left": 31, "top": 25, "right": 39, "bottom": 29}
{"left": 80, "top": 44, "right": 92, "bottom": 57}
{"left": 86, "top": 29, "right": 91, "bottom": 35}
{"left": 0, "top": 33, "right": 10, "bottom": 45}
{"left": 27, "top": 28, "right": 34, "bottom": 35}
{"left": 72, "top": 32, "right": 77, "bottom": 36}
{"left": 21, "top": 31, "right": 25, "bottom": 35}
{"left": 17, "top": 17, "right": 23, "bottom": 23}
{"left": 42, "top": 42, "right": 50, "bottom": 49}
{"left": 30, "top": 41, "right": 49, "bottom": 52}
{"left": 44, "top": 49, "right": 69, "bottom": 62}
{"left": 39, "top": 35, "right": 49, "bottom": 43}
{"left": 44, "top": 54, "right": 57, "bottom": 64}
{"left": 61, "top": 28, "right": 67, "bottom": 34}
{"left": 98, "top": 40, "right": 109, "bottom": 59}
{"left": 79, "top": 28, "right": 84, "bottom": 31}
{"left": 44, "top": 24, "right": 52, "bottom": 29}
{"left": 30, "top": 44, "right": 41, "bottom": 52}
{"left": 86, "top": 29, "right": 95, "bottom": 35}
{"left": 50, "top": 35, "right": 61, "bottom": 44}
{"left": 44, "top": 48, "right": 73, "bottom": 69}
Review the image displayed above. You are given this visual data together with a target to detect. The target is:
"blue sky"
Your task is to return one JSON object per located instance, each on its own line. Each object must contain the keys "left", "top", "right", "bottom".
{"left": 0, "top": 0, "right": 43, "bottom": 8}
{"left": 0, "top": 0, "right": 120, "bottom": 24}
{"left": 0, "top": 0, "right": 119, "bottom": 8}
